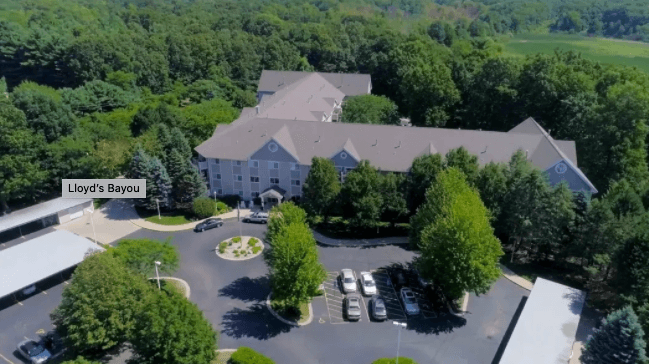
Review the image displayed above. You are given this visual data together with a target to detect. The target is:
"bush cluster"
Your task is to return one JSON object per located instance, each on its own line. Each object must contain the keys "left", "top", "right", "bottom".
{"left": 218, "top": 242, "right": 227, "bottom": 254}
{"left": 372, "top": 358, "right": 418, "bottom": 364}
{"left": 230, "top": 347, "right": 275, "bottom": 364}
{"left": 192, "top": 197, "right": 216, "bottom": 219}
{"left": 248, "top": 238, "right": 259, "bottom": 247}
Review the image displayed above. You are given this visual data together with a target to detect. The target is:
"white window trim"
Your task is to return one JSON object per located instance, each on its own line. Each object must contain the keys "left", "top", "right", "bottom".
{"left": 268, "top": 142, "right": 278, "bottom": 153}
{"left": 340, "top": 152, "right": 348, "bottom": 159}
{"left": 250, "top": 176, "right": 260, "bottom": 183}
{"left": 215, "top": 174, "right": 221, "bottom": 180}
{"left": 234, "top": 175, "right": 243, "bottom": 182}
{"left": 269, "top": 161, "right": 279, "bottom": 169}
{"left": 249, "top": 160, "right": 259, "bottom": 168}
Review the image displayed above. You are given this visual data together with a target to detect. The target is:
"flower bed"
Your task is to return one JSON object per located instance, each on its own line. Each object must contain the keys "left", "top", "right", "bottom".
{"left": 216, "top": 236, "right": 264, "bottom": 261}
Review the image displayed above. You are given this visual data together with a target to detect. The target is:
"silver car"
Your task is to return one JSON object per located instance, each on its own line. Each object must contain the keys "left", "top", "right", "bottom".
{"left": 400, "top": 287, "right": 420, "bottom": 315}
{"left": 340, "top": 269, "right": 357, "bottom": 293}
{"left": 344, "top": 293, "right": 362, "bottom": 321}
{"left": 360, "top": 271, "right": 377, "bottom": 296}
{"left": 17, "top": 339, "right": 51, "bottom": 364}
{"left": 243, "top": 212, "right": 268, "bottom": 224}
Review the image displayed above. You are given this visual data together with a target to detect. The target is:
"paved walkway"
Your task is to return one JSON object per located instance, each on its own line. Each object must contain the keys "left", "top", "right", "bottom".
{"left": 311, "top": 230, "right": 409, "bottom": 247}
{"left": 499, "top": 264, "right": 534, "bottom": 290}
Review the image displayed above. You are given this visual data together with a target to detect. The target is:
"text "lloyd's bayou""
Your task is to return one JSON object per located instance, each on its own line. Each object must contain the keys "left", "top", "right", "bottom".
{"left": 62, "top": 179, "right": 146, "bottom": 199}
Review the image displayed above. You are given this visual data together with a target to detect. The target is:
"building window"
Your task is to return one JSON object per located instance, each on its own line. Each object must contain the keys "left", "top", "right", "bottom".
{"left": 215, "top": 174, "right": 221, "bottom": 180}
{"left": 198, "top": 155, "right": 206, "bottom": 162}
{"left": 250, "top": 176, "right": 259, "bottom": 183}
{"left": 217, "top": 189, "right": 223, "bottom": 195}
{"left": 269, "top": 161, "right": 279, "bottom": 169}
{"left": 555, "top": 162, "right": 568, "bottom": 174}
{"left": 235, "top": 175, "right": 242, "bottom": 182}
{"left": 249, "top": 160, "right": 259, "bottom": 168}
{"left": 214, "top": 159, "right": 220, "bottom": 165}
{"left": 291, "top": 180, "right": 301, "bottom": 186}
{"left": 345, "top": 167, "right": 354, "bottom": 172}
{"left": 290, "top": 163, "right": 299, "bottom": 171}
{"left": 251, "top": 192, "right": 260, "bottom": 198}
{"left": 235, "top": 161, "right": 242, "bottom": 166}
{"left": 237, "top": 191, "right": 243, "bottom": 197}
{"left": 340, "top": 152, "right": 348, "bottom": 159}
{"left": 270, "top": 177, "right": 280, "bottom": 184}
{"left": 268, "top": 142, "right": 278, "bottom": 152}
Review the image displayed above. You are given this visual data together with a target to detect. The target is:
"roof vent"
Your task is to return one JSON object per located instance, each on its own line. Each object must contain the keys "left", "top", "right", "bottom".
{"left": 261, "top": 130, "right": 267, "bottom": 137}
{"left": 372, "top": 139, "right": 378, "bottom": 147}
{"left": 255, "top": 106, "right": 260, "bottom": 114}
{"left": 395, "top": 141, "right": 401, "bottom": 149}
{"left": 481, "top": 146, "right": 487, "bottom": 154}
{"left": 315, "top": 136, "right": 321, "bottom": 143}
{"left": 525, "top": 149, "right": 529, "bottom": 158}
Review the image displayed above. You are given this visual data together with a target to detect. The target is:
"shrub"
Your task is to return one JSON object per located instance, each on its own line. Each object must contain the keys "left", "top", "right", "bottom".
{"left": 219, "top": 242, "right": 227, "bottom": 254}
{"left": 232, "top": 236, "right": 242, "bottom": 243}
{"left": 216, "top": 201, "right": 229, "bottom": 213}
{"left": 252, "top": 246, "right": 262, "bottom": 254}
{"left": 372, "top": 358, "right": 418, "bottom": 364}
{"left": 220, "top": 194, "right": 241, "bottom": 208}
{"left": 230, "top": 347, "right": 275, "bottom": 364}
{"left": 233, "top": 249, "right": 239, "bottom": 254}
{"left": 192, "top": 197, "right": 216, "bottom": 219}
{"left": 228, "top": 241, "right": 232, "bottom": 246}
{"left": 248, "top": 238, "right": 259, "bottom": 247}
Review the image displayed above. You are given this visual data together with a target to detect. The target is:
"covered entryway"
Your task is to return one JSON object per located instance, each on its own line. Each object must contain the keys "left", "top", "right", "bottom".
{"left": 259, "top": 186, "right": 286, "bottom": 211}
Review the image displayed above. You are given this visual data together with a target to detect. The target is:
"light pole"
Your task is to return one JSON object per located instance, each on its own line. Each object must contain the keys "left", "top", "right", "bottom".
{"left": 85, "top": 208, "right": 97, "bottom": 243}
{"left": 213, "top": 191, "right": 217, "bottom": 203}
{"left": 393, "top": 321, "right": 407, "bottom": 364}
{"left": 156, "top": 199, "right": 161, "bottom": 220}
{"left": 154, "top": 261, "right": 161, "bottom": 290}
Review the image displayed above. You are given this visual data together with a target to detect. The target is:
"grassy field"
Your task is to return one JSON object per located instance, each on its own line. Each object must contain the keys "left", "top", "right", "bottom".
{"left": 502, "top": 33, "right": 649, "bottom": 74}
{"left": 144, "top": 214, "right": 193, "bottom": 225}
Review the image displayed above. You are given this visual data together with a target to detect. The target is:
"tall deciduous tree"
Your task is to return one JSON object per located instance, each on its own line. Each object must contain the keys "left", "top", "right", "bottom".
{"left": 266, "top": 201, "right": 308, "bottom": 243}
{"left": 413, "top": 168, "right": 503, "bottom": 299}
{"left": 111, "top": 238, "right": 179, "bottom": 277}
{"left": 582, "top": 306, "right": 648, "bottom": 364}
{"left": 0, "top": 102, "right": 48, "bottom": 212}
{"left": 265, "top": 221, "right": 326, "bottom": 308}
{"left": 340, "top": 160, "right": 383, "bottom": 229}
{"left": 51, "top": 253, "right": 155, "bottom": 355}
{"left": 476, "top": 162, "right": 507, "bottom": 220}
{"left": 131, "top": 290, "right": 217, "bottom": 364}
{"left": 380, "top": 172, "right": 408, "bottom": 227}
{"left": 302, "top": 157, "right": 341, "bottom": 222}
{"left": 408, "top": 154, "right": 445, "bottom": 215}
{"left": 341, "top": 94, "right": 400, "bottom": 125}
{"left": 445, "top": 146, "right": 480, "bottom": 186}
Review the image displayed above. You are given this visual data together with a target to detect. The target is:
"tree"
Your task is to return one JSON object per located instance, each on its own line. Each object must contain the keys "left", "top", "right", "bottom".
{"left": 340, "top": 160, "right": 383, "bottom": 229}
{"left": 60, "top": 80, "right": 136, "bottom": 115}
{"left": 341, "top": 94, "right": 400, "bottom": 125}
{"left": 167, "top": 150, "right": 206, "bottom": 210}
{"left": 266, "top": 201, "right": 308, "bottom": 243}
{"left": 408, "top": 154, "right": 445, "bottom": 215}
{"left": 11, "top": 81, "right": 76, "bottom": 142}
{"left": 230, "top": 347, "right": 275, "bottom": 364}
{"left": 476, "top": 162, "right": 507, "bottom": 220}
{"left": 51, "top": 252, "right": 155, "bottom": 355}
{"left": 61, "top": 358, "right": 101, "bottom": 364}
{"left": 445, "top": 147, "right": 479, "bottom": 185}
{"left": 412, "top": 168, "right": 503, "bottom": 299}
{"left": 130, "top": 290, "right": 217, "bottom": 364}
{"left": 615, "top": 215, "right": 649, "bottom": 304}
{"left": 145, "top": 157, "right": 173, "bottom": 211}
{"left": 582, "top": 306, "right": 648, "bottom": 364}
{"left": 193, "top": 197, "right": 216, "bottom": 219}
{"left": 131, "top": 104, "right": 184, "bottom": 137}
{"left": 111, "top": 238, "right": 179, "bottom": 277}
{"left": 265, "top": 221, "right": 326, "bottom": 308}
{"left": 0, "top": 102, "right": 48, "bottom": 212}
{"left": 302, "top": 157, "right": 341, "bottom": 222}
{"left": 380, "top": 173, "right": 408, "bottom": 227}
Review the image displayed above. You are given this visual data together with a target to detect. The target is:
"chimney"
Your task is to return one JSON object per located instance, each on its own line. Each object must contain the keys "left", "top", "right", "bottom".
{"left": 525, "top": 150, "right": 529, "bottom": 159}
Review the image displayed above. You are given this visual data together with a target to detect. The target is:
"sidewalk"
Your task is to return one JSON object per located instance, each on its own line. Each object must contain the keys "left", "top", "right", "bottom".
{"left": 499, "top": 264, "right": 534, "bottom": 290}
{"left": 311, "top": 230, "right": 409, "bottom": 247}
{"left": 130, "top": 208, "right": 253, "bottom": 232}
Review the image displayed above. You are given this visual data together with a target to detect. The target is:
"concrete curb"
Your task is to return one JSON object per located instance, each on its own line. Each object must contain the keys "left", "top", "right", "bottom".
{"left": 265, "top": 293, "right": 313, "bottom": 327}
{"left": 215, "top": 236, "right": 265, "bottom": 261}
{"left": 150, "top": 276, "right": 191, "bottom": 299}
{"left": 499, "top": 264, "right": 534, "bottom": 290}
{"left": 129, "top": 208, "right": 252, "bottom": 232}
{"left": 447, "top": 292, "right": 470, "bottom": 317}
{"left": 216, "top": 349, "right": 237, "bottom": 353}
{"left": 312, "top": 230, "right": 409, "bottom": 247}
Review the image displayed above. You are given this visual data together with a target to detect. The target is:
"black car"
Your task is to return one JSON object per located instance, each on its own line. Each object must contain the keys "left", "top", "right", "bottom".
{"left": 194, "top": 218, "right": 223, "bottom": 232}
{"left": 370, "top": 295, "right": 388, "bottom": 321}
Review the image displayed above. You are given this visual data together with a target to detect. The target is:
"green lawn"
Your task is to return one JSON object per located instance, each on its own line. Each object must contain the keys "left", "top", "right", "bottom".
{"left": 270, "top": 298, "right": 310, "bottom": 324}
{"left": 93, "top": 198, "right": 109, "bottom": 210}
{"left": 502, "top": 33, "right": 649, "bottom": 74}
{"left": 144, "top": 214, "right": 193, "bottom": 225}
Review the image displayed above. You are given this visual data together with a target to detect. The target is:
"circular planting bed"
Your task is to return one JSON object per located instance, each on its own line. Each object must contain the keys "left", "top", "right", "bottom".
{"left": 216, "top": 236, "right": 264, "bottom": 261}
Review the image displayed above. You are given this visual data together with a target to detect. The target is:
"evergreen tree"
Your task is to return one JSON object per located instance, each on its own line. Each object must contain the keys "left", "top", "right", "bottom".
{"left": 582, "top": 306, "right": 648, "bottom": 364}
{"left": 167, "top": 150, "right": 206, "bottom": 210}
{"left": 170, "top": 127, "right": 192, "bottom": 161}
{"left": 145, "top": 158, "right": 172, "bottom": 211}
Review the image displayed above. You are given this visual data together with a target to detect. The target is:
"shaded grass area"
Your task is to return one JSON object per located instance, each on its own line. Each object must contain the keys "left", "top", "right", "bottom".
{"left": 93, "top": 198, "right": 109, "bottom": 210}
{"left": 212, "top": 350, "right": 233, "bottom": 364}
{"left": 136, "top": 206, "right": 196, "bottom": 225}
{"left": 270, "top": 298, "right": 310, "bottom": 324}
{"left": 502, "top": 33, "right": 649, "bottom": 74}
{"left": 312, "top": 216, "right": 409, "bottom": 239}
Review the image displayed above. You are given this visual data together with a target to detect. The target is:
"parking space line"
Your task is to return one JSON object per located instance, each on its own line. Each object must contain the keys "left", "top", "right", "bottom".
{"left": 0, "top": 353, "right": 16, "bottom": 364}
{"left": 41, "top": 290, "right": 47, "bottom": 295}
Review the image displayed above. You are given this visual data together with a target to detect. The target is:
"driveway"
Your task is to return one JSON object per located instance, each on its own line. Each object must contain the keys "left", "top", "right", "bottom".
{"left": 120, "top": 222, "right": 530, "bottom": 364}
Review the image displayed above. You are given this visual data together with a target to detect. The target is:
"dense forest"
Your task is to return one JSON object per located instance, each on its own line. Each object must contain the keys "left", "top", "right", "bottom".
{"left": 2, "top": 0, "right": 649, "bottom": 324}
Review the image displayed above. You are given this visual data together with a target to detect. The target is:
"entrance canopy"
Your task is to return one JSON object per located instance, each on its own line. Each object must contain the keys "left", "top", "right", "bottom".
{"left": 259, "top": 186, "right": 287, "bottom": 201}
{"left": 0, "top": 197, "right": 93, "bottom": 234}
{"left": 0, "top": 230, "right": 104, "bottom": 298}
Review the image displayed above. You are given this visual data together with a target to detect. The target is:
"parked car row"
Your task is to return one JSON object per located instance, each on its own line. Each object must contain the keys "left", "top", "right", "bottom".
{"left": 194, "top": 211, "right": 269, "bottom": 233}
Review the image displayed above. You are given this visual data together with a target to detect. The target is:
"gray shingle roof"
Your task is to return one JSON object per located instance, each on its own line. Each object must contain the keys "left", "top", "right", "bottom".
{"left": 258, "top": 70, "right": 371, "bottom": 96}
{"left": 196, "top": 117, "right": 581, "bottom": 174}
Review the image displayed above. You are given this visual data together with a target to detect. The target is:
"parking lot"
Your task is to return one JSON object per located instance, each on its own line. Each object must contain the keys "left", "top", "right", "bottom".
{"left": 319, "top": 267, "right": 447, "bottom": 324}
